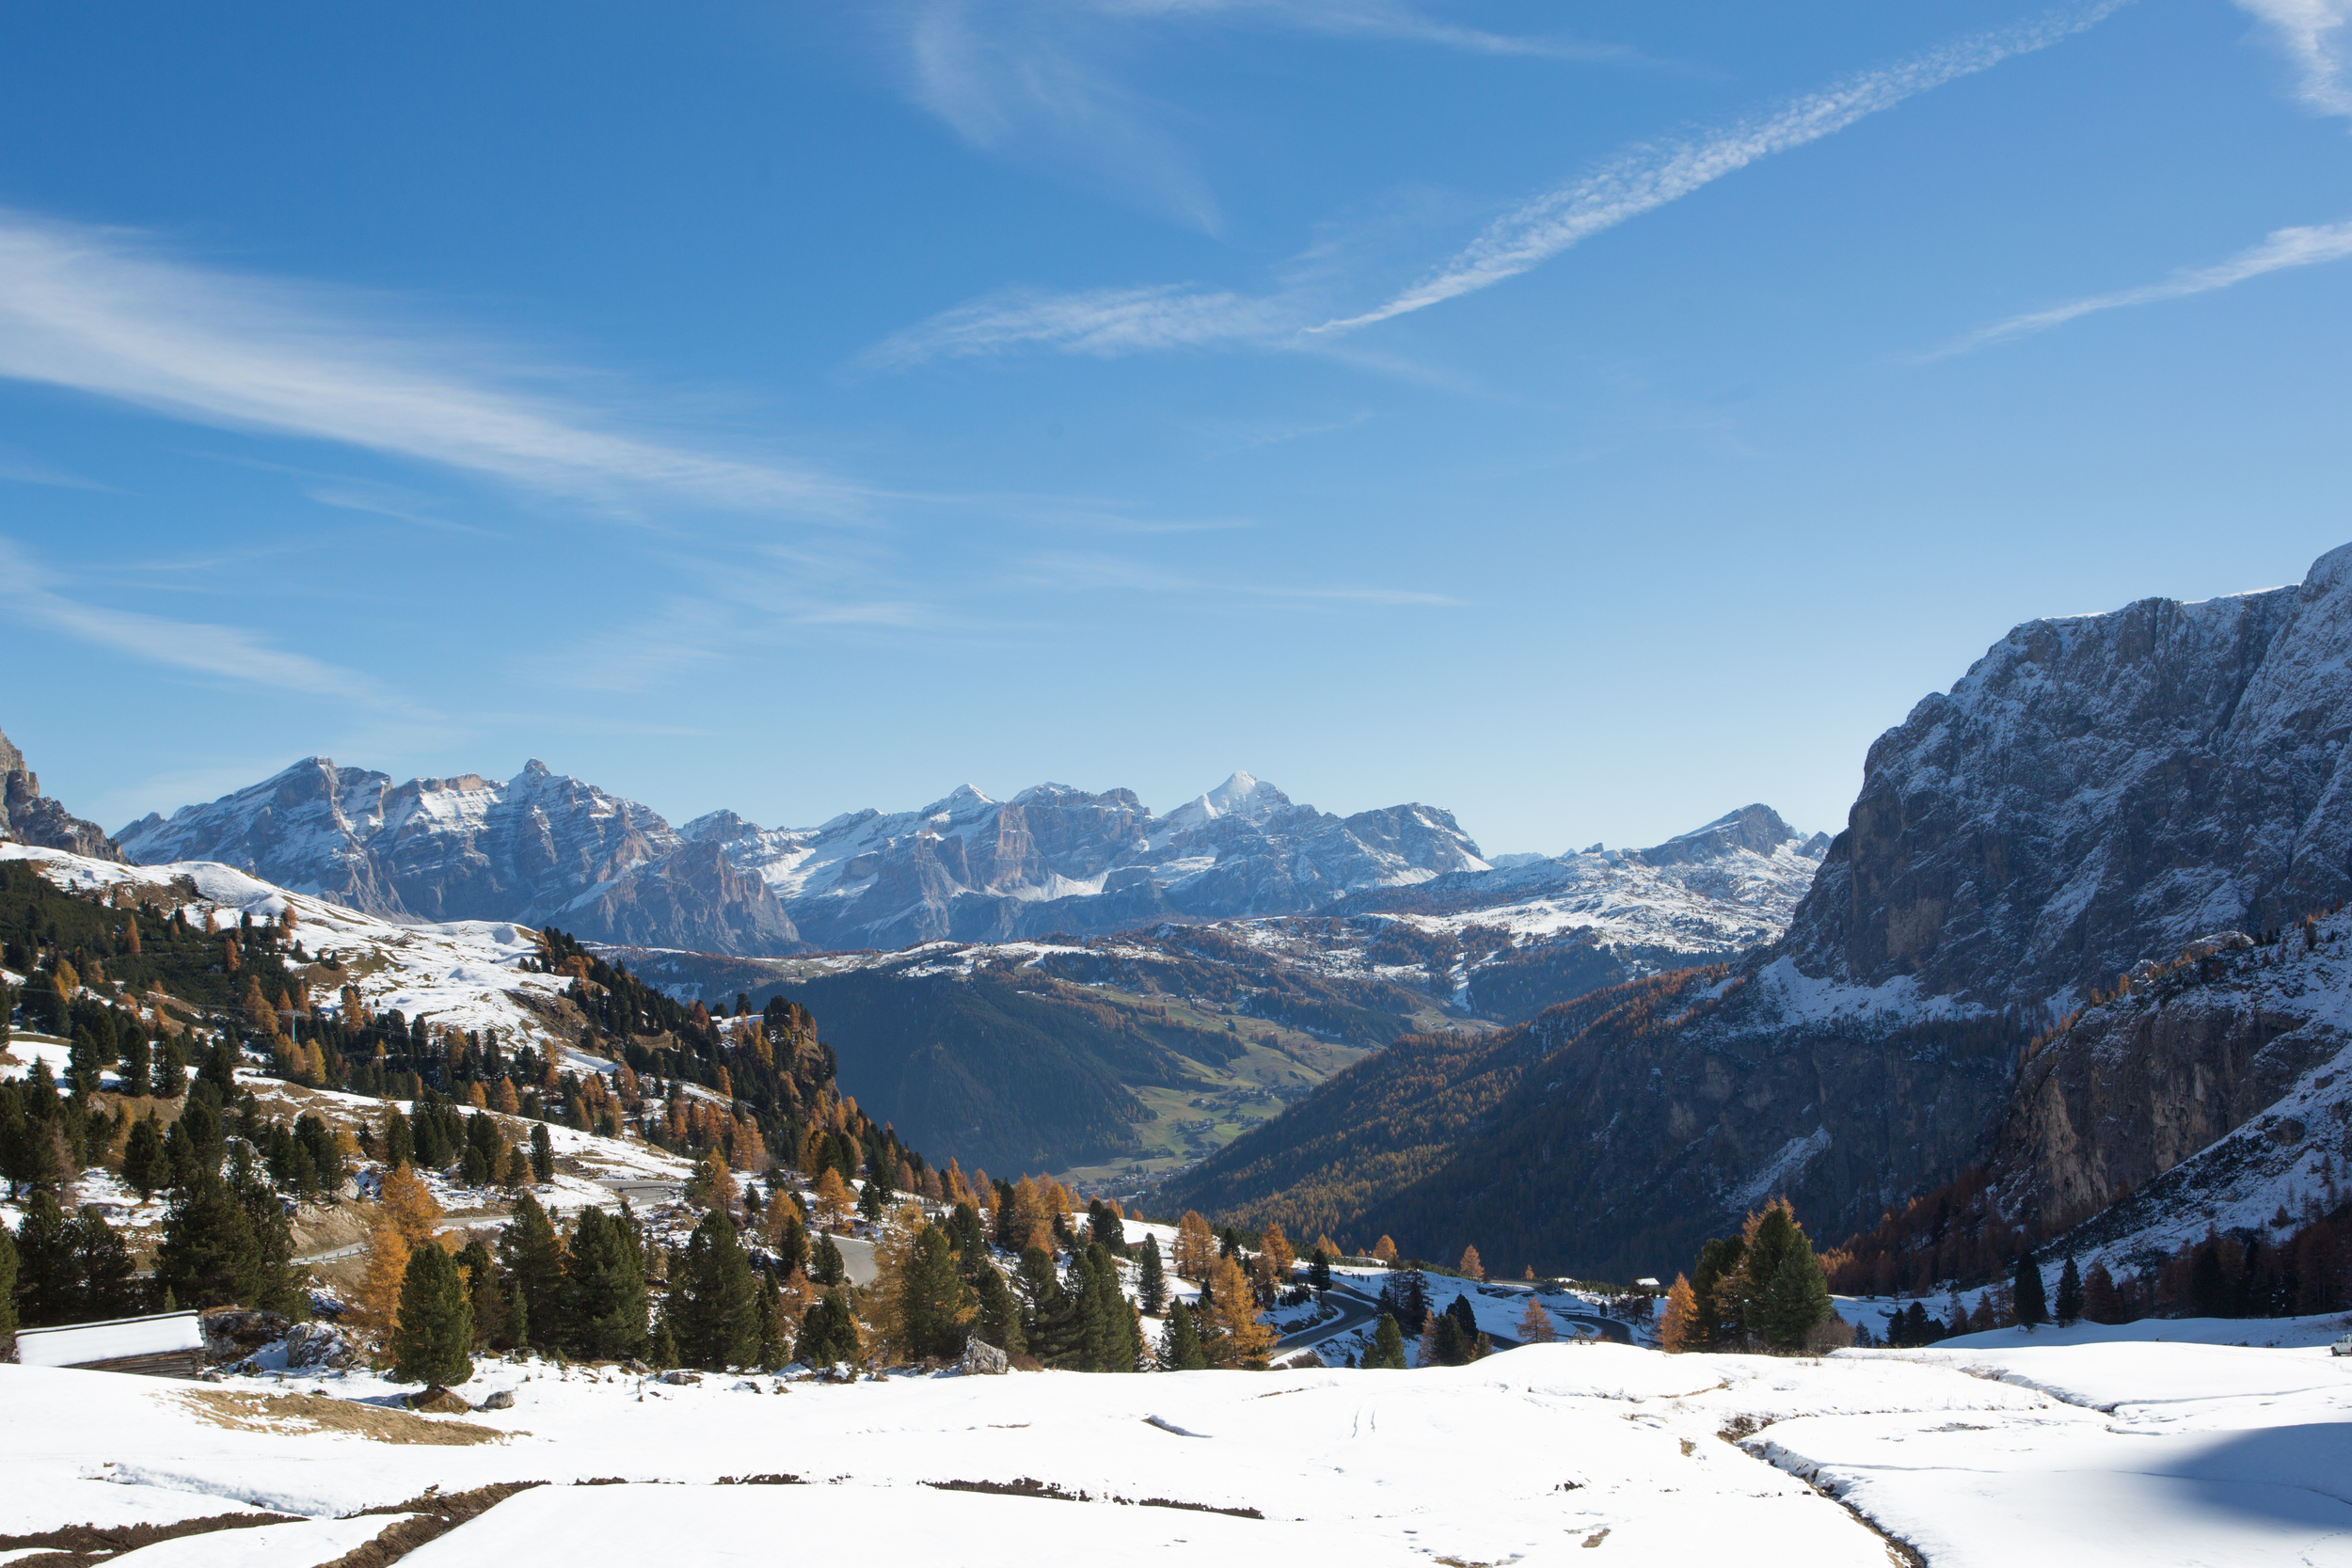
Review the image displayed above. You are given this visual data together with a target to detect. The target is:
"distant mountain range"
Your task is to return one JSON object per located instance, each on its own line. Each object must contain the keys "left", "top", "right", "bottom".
{"left": 110, "top": 758, "right": 1820, "bottom": 967}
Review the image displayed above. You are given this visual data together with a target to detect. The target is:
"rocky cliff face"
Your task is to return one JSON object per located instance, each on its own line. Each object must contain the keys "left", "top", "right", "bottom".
{"left": 0, "top": 724, "right": 120, "bottom": 862}
{"left": 1183, "top": 545, "right": 2352, "bottom": 1277}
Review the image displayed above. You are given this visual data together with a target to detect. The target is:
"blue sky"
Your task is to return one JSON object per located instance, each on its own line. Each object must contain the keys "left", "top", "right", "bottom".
{"left": 3, "top": 1, "right": 2350, "bottom": 855}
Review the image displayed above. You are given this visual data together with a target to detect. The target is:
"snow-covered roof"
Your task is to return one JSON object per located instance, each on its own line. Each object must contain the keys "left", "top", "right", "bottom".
{"left": 15, "top": 1309, "right": 204, "bottom": 1368}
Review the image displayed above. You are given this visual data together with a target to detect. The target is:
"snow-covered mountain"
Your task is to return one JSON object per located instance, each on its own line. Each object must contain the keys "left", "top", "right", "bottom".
{"left": 1169, "top": 544, "right": 2352, "bottom": 1279}
{"left": 117, "top": 766, "right": 1500, "bottom": 955}
{"left": 116, "top": 757, "right": 796, "bottom": 955}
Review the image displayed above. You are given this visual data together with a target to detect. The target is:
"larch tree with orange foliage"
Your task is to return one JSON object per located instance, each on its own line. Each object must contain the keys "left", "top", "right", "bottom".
{"left": 1516, "top": 1295, "right": 1557, "bottom": 1343}
{"left": 1457, "top": 1244, "right": 1484, "bottom": 1281}
{"left": 1201, "top": 1253, "right": 1275, "bottom": 1370}
{"left": 355, "top": 1164, "right": 446, "bottom": 1348}
{"left": 1371, "top": 1235, "right": 1398, "bottom": 1266}
{"left": 811, "top": 1167, "right": 853, "bottom": 1231}
{"left": 1657, "top": 1274, "right": 1701, "bottom": 1353}
{"left": 1172, "top": 1211, "right": 1216, "bottom": 1281}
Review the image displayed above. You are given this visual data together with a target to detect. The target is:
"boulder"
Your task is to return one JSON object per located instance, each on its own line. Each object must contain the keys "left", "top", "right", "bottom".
{"left": 281, "top": 1321, "right": 355, "bottom": 1370}
{"left": 659, "top": 1370, "right": 701, "bottom": 1386}
{"left": 407, "top": 1386, "right": 472, "bottom": 1415}
{"left": 476, "top": 1389, "right": 516, "bottom": 1411}
{"left": 959, "top": 1339, "right": 1009, "bottom": 1376}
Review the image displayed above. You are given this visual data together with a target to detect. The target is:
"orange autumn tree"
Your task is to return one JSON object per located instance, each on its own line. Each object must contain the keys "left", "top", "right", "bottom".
{"left": 354, "top": 1164, "right": 446, "bottom": 1348}
{"left": 811, "top": 1167, "right": 854, "bottom": 1231}
{"left": 1457, "top": 1244, "right": 1485, "bottom": 1282}
{"left": 1172, "top": 1211, "right": 1217, "bottom": 1281}
{"left": 1371, "top": 1235, "right": 1398, "bottom": 1266}
{"left": 1517, "top": 1295, "right": 1557, "bottom": 1344}
{"left": 1201, "top": 1253, "right": 1275, "bottom": 1370}
{"left": 1658, "top": 1274, "right": 1701, "bottom": 1353}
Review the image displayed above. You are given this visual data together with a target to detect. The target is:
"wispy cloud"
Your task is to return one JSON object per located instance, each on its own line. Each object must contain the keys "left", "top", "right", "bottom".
{"left": 0, "top": 535, "right": 420, "bottom": 706}
{"left": 1942, "top": 218, "right": 2352, "bottom": 352}
{"left": 888, "top": 0, "right": 1645, "bottom": 230}
{"left": 0, "top": 210, "right": 857, "bottom": 517}
{"left": 2236, "top": 0, "right": 2352, "bottom": 118}
{"left": 1319, "top": 1, "right": 2135, "bottom": 331}
{"left": 866, "top": 283, "right": 1296, "bottom": 365}
{"left": 877, "top": 4, "right": 2129, "bottom": 366}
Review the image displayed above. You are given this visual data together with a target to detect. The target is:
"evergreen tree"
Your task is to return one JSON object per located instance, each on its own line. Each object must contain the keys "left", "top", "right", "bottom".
{"left": 530, "top": 1122, "right": 554, "bottom": 1184}
{"left": 14, "top": 1191, "right": 81, "bottom": 1325}
{"left": 499, "top": 1192, "right": 572, "bottom": 1349}
{"left": 383, "top": 1106, "right": 416, "bottom": 1170}
{"left": 120, "top": 1115, "right": 167, "bottom": 1200}
{"left": 568, "top": 1205, "right": 648, "bottom": 1360}
{"left": 668, "top": 1209, "right": 758, "bottom": 1371}
{"left": 1753, "top": 1224, "right": 1835, "bottom": 1354}
{"left": 811, "top": 1232, "right": 847, "bottom": 1287}
{"left": 229, "top": 1147, "right": 307, "bottom": 1315}
{"left": 1088, "top": 1200, "right": 1127, "bottom": 1254}
{"left": 1431, "top": 1312, "right": 1468, "bottom": 1366}
{"left": 1137, "top": 1235, "right": 1168, "bottom": 1315}
{"left": 752, "top": 1274, "right": 787, "bottom": 1371}
{"left": 151, "top": 1036, "right": 187, "bottom": 1099}
{"left": 390, "top": 1243, "right": 473, "bottom": 1386}
{"left": 646, "top": 1312, "right": 678, "bottom": 1370}
{"left": 2081, "top": 1259, "right": 2127, "bottom": 1324}
{"left": 1307, "top": 1247, "right": 1332, "bottom": 1299}
{"left": 2012, "top": 1251, "right": 2049, "bottom": 1327}
{"left": 972, "top": 1259, "right": 1025, "bottom": 1355}
{"left": 120, "top": 1030, "right": 151, "bottom": 1100}
{"left": 71, "top": 1203, "right": 143, "bottom": 1322}
{"left": 0, "top": 1223, "right": 17, "bottom": 1353}
{"left": 1157, "top": 1299, "right": 1207, "bottom": 1370}
{"left": 856, "top": 1174, "right": 886, "bottom": 1223}
{"left": 1688, "top": 1234, "right": 1746, "bottom": 1351}
{"left": 457, "top": 1239, "right": 505, "bottom": 1349}
{"left": 154, "top": 1167, "right": 262, "bottom": 1308}
{"left": 1367, "top": 1311, "right": 1408, "bottom": 1369}
{"left": 900, "top": 1225, "right": 975, "bottom": 1361}
{"left": 2054, "top": 1255, "right": 2085, "bottom": 1327}
{"left": 796, "top": 1289, "right": 860, "bottom": 1368}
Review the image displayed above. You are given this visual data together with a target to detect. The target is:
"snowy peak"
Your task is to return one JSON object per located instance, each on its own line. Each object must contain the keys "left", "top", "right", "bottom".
{"left": 1161, "top": 769, "right": 1292, "bottom": 832}
{"left": 1634, "top": 803, "right": 1813, "bottom": 867}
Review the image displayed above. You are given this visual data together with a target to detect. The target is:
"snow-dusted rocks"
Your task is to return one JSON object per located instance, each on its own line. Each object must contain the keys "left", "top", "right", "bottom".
{"left": 0, "top": 721, "right": 119, "bottom": 862}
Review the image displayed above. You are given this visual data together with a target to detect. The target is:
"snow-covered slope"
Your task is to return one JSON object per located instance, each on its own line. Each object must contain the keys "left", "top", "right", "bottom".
{"left": 7, "top": 1336, "right": 2345, "bottom": 1567}
{"left": 1, "top": 843, "right": 580, "bottom": 1051}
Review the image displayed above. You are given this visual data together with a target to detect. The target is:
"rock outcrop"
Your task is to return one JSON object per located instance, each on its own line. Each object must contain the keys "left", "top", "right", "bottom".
{"left": 0, "top": 724, "right": 121, "bottom": 861}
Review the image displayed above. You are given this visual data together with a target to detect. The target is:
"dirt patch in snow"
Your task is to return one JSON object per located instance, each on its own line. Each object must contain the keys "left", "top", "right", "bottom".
{"left": 0, "top": 1508, "right": 302, "bottom": 1568}
{"left": 173, "top": 1388, "right": 511, "bottom": 1445}
{"left": 322, "top": 1482, "right": 548, "bottom": 1568}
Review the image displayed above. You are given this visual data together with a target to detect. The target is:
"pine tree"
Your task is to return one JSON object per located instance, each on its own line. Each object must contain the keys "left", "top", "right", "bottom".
{"left": 153, "top": 1168, "right": 262, "bottom": 1309}
{"left": 568, "top": 1205, "right": 648, "bottom": 1360}
{"left": 668, "top": 1209, "right": 758, "bottom": 1370}
{"left": 152, "top": 1036, "right": 187, "bottom": 1099}
{"left": 0, "top": 1223, "right": 17, "bottom": 1354}
{"left": 1688, "top": 1234, "right": 1746, "bottom": 1351}
{"left": 71, "top": 1203, "right": 142, "bottom": 1321}
{"left": 2054, "top": 1255, "right": 2085, "bottom": 1326}
{"left": 1755, "top": 1228, "right": 1835, "bottom": 1354}
{"left": 754, "top": 1273, "right": 787, "bottom": 1372}
{"left": 1137, "top": 1235, "right": 1168, "bottom": 1315}
{"left": 972, "top": 1260, "right": 1025, "bottom": 1355}
{"left": 499, "top": 1192, "right": 572, "bottom": 1350}
{"left": 900, "top": 1225, "right": 975, "bottom": 1361}
{"left": 646, "top": 1313, "right": 678, "bottom": 1370}
{"left": 2012, "top": 1251, "right": 2049, "bottom": 1327}
{"left": 390, "top": 1243, "right": 473, "bottom": 1386}
{"left": 795, "top": 1289, "right": 860, "bottom": 1368}
{"left": 811, "top": 1232, "right": 846, "bottom": 1287}
{"left": 1307, "top": 1247, "right": 1332, "bottom": 1299}
{"left": 121, "top": 1115, "right": 167, "bottom": 1200}
{"left": 1158, "top": 1299, "right": 1208, "bottom": 1370}
{"left": 2081, "top": 1259, "right": 2126, "bottom": 1324}
{"left": 14, "top": 1191, "right": 81, "bottom": 1325}
{"left": 529, "top": 1122, "right": 554, "bottom": 1185}
{"left": 1367, "top": 1311, "right": 1407, "bottom": 1369}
